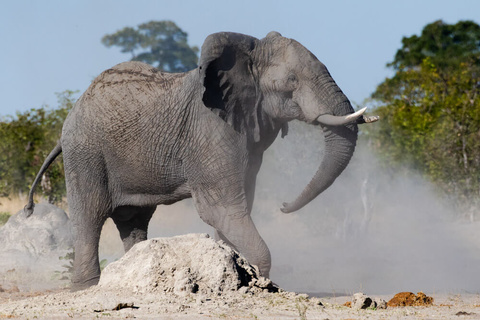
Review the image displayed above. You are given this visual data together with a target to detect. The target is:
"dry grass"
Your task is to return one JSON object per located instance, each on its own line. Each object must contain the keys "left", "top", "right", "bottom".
{"left": 0, "top": 196, "right": 29, "bottom": 225}
{"left": 0, "top": 195, "right": 67, "bottom": 215}
{"left": 0, "top": 195, "right": 69, "bottom": 226}
{"left": 0, "top": 195, "right": 29, "bottom": 216}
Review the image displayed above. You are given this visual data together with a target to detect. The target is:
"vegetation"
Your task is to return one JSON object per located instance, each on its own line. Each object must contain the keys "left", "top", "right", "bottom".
{"left": 1, "top": 19, "right": 479, "bottom": 218}
{"left": 366, "top": 20, "right": 480, "bottom": 214}
{"left": 0, "top": 212, "right": 10, "bottom": 226}
{"left": 0, "top": 21, "right": 200, "bottom": 206}
{"left": 295, "top": 296, "right": 309, "bottom": 320}
{"left": 102, "top": 20, "right": 199, "bottom": 72}
{"left": 54, "top": 249, "right": 75, "bottom": 280}
{"left": 0, "top": 90, "right": 77, "bottom": 204}
{"left": 54, "top": 249, "right": 108, "bottom": 282}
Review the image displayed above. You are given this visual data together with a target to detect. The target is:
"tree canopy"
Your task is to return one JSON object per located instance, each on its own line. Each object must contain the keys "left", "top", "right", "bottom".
{"left": 367, "top": 20, "right": 480, "bottom": 215}
{"left": 388, "top": 20, "right": 480, "bottom": 71}
{"left": 102, "top": 20, "right": 199, "bottom": 72}
{"left": 1, "top": 20, "right": 199, "bottom": 204}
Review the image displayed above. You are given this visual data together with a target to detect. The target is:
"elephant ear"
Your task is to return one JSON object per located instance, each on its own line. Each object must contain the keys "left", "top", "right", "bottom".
{"left": 199, "top": 32, "right": 261, "bottom": 140}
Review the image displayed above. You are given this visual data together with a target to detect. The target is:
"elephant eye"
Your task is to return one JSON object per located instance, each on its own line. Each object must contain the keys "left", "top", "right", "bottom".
{"left": 287, "top": 74, "right": 297, "bottom": 83}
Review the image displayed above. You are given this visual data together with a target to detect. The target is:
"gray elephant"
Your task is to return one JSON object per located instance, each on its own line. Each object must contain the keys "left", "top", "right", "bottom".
{"left": 25, "top": 31, "right": 377, "bottom": 291}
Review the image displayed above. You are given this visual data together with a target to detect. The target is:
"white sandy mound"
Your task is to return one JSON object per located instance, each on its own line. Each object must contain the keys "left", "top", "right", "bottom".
{"left": 0, "top": 203, "right": 73, "bottom": 290}
{"left": 98, "top": 233, "right": 275, "bottom": 296}
{"left": 0, "top": 203, "right": 72, "bottom": 264}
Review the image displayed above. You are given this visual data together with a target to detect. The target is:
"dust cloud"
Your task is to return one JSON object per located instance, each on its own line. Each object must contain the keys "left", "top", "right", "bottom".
{"left": 99, "top": 121, "right": 480, "bottom": 295}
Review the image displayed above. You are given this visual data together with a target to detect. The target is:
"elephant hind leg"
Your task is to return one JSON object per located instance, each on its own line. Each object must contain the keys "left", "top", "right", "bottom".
{"left": 112, "top": 205, "right": 156, "bottom": 252}
{"left": 69, "top": 201, "right": 111, "bottom": 292}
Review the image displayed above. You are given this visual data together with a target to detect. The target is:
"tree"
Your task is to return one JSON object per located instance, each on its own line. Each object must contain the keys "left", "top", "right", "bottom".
{"left": 367, "top": 20, "right": 480, "bottom": 215}
{"left": 388, "top": 20, "right": 480, "bottom": 71}
{"left": 0, "top": 90, "right": 77, "bottom": 203}
{"left": 102, "top": 20, "right": 199, "bottom": 72}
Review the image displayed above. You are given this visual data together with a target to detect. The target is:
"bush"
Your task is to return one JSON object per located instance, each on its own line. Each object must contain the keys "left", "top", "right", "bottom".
{"left": 0, "top": 212, "right": 10, "bottom": 226}
{"left": 0, "top": 90, "right": 77, "bottom": 203}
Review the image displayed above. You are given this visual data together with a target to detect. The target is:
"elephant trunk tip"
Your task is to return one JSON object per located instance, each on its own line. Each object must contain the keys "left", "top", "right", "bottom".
{"left": 280, "top": 202, "right": 295, "bottom": 214}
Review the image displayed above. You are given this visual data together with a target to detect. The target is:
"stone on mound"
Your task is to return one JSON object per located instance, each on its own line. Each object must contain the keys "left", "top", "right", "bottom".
{"left": 98, "top": 233, "right": 275, "bottom": 296}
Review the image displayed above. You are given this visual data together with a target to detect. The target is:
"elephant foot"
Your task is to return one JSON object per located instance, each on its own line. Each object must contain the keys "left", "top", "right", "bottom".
{"left": 70, "top": 276, "right": 100, "bottom": 292}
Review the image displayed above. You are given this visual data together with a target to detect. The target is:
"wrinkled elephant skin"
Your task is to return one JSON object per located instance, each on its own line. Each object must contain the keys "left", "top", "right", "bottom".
{"left": 25, "top": 31, "right": 370, "bottom": 291}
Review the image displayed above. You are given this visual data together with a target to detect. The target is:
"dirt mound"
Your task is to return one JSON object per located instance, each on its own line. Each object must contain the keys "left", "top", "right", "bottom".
{"left": 98, "top": 233, "right": 277, "bottom": 296}
{"left": 0, "top": 233, "right": 328, "bottom": 319}
{"left": 0, "top": 203, "right": 73, "bottom": 290}
{"left": 387, "top": 292, "right": 434, "bottom": 307}
{"left": 0, "top": 203, "right": 72, "bottom": 259}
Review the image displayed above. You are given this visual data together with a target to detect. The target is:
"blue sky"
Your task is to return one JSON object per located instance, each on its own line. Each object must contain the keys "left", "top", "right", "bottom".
{"left": 1, "top": 0, "right": 479, "bottom": 117}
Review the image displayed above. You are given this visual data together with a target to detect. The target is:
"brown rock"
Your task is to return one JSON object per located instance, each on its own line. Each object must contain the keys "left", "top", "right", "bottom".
{"left": 387, "top": 292, "right": 434, "bottom": 307}
{"left": 416, "top": 291, "right": 434, "bottom": 306}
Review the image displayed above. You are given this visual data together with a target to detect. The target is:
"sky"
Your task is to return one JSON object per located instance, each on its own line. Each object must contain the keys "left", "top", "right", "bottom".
{"left": 1, "top": 0, "right": 479, "bottom": 117}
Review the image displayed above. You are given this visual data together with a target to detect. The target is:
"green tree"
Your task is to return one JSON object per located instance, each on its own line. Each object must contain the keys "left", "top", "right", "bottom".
{"left": 367, "top": 20, "right": 480, "bottom": 215}
{"left": 389, "top": 20, "right": 480, "bottom": 71}
{"left": 0, "top": 90, "right": 77, "bottom": 203}
{"left": 102, "top": 20, "right": 199, "bottom": 72}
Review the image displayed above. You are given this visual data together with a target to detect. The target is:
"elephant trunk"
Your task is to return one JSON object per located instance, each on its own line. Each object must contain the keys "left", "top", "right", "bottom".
{"left": 281, "top": 101, "right": 358, "bottom": 213}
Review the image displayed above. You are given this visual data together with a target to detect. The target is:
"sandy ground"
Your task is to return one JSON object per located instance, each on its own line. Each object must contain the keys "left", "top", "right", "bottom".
{"left": 1, "top": 207, "right": 480, "bottom": 319}
{"left": 1, "top": 286, "right": 480, "bottom": 319}
{"left": 2, "top": 232, "right": 480, "bottom": 320}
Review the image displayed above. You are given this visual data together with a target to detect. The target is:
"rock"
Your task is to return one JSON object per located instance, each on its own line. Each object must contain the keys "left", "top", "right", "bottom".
{"left": 374, "top": 298, "right": 387, "bottom": 309}
{"left": 416, "top": 291, "right": 434, "bottom": 306}
{"left": 352, "top": 292, "right": 373, "bottom": 309}
{"left": 387, "top": 292, "right": 416, "bottom": 307}
{"left": 98, "top": 233, "right": 277, "bottom": 296}
{"left": 387, "top": 292, "right": 434, "bottom": 307}
{"left": 350, "top": 293, "right": 387, "bottom": 310}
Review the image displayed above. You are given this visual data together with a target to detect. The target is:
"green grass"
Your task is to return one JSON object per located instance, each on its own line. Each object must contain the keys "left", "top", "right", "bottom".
{"left": 0, "top": 212, "right": 10, "bottom": 226}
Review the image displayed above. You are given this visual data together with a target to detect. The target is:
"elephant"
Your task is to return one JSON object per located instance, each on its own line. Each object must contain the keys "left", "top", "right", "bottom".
{"left": 25, "top": 31, "right": 378, "bottom": 291}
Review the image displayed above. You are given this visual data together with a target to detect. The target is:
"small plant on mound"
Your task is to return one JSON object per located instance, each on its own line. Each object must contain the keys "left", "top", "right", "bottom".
{"left": 53, "top": 248, "right": 109, "bottom": 281}
{"left": 0, "top": 212, "right": 10, "bottom": 226}
{"left": 53, "top": 249, "right": 75, "bottom": 280}
{"left": 295, "top": 296, "right": 309, "bottom": 320}
{"left": 99, "top": 258, "right": 109, "bottom": 271}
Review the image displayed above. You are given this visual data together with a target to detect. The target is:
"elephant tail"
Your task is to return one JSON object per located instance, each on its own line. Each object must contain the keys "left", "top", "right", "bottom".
{"left": 24, "top": 141, "right": 63, "bottom": 217}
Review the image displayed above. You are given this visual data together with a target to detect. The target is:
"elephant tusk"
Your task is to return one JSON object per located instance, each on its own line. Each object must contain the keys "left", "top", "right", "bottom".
{"left": 361, "top": 114, "right": 380, "bottom": 123}
{"left": 316, "top": 107, "right": 367, "bottom": 126}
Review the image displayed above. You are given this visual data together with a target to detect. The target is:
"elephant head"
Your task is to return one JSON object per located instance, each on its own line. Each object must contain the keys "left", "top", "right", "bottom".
{"left": 199, "top": 32, "right": 373, "bottom": 213}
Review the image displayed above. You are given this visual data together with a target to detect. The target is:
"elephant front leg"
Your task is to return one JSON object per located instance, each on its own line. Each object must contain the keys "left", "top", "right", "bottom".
{"left": 193, "top": 194, "right": 271, "bottom": 278}
{"left": 218, "top": 217, "right": 271, "bottom": 277}
{"left": 214, "top": 229, "right": 235, "bottom": 247}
